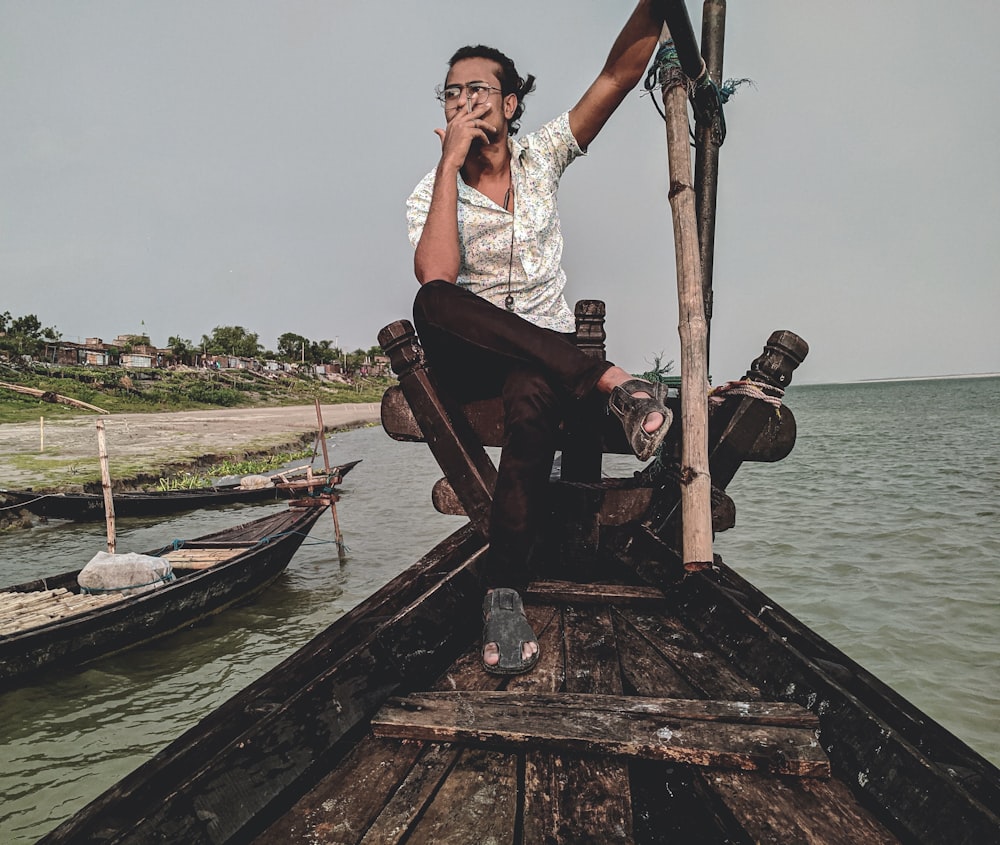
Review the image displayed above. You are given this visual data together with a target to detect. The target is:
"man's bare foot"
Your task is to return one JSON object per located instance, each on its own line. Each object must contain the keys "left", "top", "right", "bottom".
{"left": 482, "top": 638, "right": 538, "bottom": 667}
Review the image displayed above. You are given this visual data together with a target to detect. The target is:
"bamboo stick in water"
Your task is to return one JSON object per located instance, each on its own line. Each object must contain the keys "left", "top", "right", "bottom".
{"left": 96, "top": 419, "right": 117, "bottom": 554}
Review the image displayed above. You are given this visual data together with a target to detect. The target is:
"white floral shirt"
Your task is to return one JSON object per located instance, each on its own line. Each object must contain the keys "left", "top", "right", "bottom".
{"left": 406, "top": 111, "right": 585, "bottom": 333}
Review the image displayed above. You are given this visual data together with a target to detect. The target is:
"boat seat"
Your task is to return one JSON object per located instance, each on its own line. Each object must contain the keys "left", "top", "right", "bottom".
{"left": 377, "top": 301, "right": 679, "bottom": 538}
{"left": 380, "top": 307, "right": 810, "bottom": 549}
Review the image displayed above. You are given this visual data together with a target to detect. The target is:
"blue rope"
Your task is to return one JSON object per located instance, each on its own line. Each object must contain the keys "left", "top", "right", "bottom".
{"left": 643, "top": 38, "right": 754, "bottom": 143}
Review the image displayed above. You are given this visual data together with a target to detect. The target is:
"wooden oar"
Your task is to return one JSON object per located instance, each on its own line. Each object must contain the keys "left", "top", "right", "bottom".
{"left": 657, "top": 14, "right": 713, "bottom": 571}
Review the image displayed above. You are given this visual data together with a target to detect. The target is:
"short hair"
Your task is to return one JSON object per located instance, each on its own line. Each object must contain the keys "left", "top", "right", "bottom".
{"left": 447, "top": 45, "right": 536, "bottom": 135}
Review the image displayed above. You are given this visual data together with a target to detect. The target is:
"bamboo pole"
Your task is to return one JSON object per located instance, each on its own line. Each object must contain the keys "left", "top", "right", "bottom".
{"left": 695, "top": 0, "right": 727, "bottom": 368}
{"left": 0, "top": 381, "right": 109, "bottom": 414}
{"left": 314, "top": 399, "right": 346, "bottom": 563}
{"left": 660, "top": 32, "right": 714, "bottom": 571}
{"left": 96, "top": 419, "right": 117, "bottom": 554}
{"left": 40, "top": 416, "right": 44, "bottom": 452}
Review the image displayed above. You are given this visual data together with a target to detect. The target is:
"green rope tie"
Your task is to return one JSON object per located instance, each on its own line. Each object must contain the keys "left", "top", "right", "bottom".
{"left": 643, "top": 39, "right": 754, "bottom": 145}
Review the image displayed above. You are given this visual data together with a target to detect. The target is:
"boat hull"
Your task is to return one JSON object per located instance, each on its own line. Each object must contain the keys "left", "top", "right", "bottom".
{"left": 36, "top": 523, "right": 1000, "bottom": 845}
{"left": 0, "top": 460, "right": 360, "bottom": 521}
{"left": 0, "top": 506, "right": 327, "bottom": 687}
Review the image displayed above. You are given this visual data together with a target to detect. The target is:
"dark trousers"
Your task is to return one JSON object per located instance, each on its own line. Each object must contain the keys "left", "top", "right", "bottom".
{"left": 413, "top": 280, "right": 613, "bottom": 589}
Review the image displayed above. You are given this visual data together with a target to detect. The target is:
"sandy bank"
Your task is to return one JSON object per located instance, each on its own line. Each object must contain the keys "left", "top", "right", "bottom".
{"left": 0, "top": 403, "right": 382, "bottom": 490}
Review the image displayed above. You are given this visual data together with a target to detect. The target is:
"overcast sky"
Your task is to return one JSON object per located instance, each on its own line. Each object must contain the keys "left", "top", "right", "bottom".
{"left": 2, "top": 1, "right": 998, "bottom": 384}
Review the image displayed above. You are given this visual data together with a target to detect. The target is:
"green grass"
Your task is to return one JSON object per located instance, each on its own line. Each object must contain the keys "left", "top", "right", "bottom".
{"left": 0, "top": 364, "right": 394, "bottom": 424}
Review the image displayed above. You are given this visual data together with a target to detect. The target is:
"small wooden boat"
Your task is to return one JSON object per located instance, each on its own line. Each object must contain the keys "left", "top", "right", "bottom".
{"left": 0, "top": 459, "right": 361, "bottom": 522}
{"left": 0, "top": 503, "right": 329, "bottom": 688}
{"left": 37, "top": 324, "right": 1000, "bottom": 844}
{"left": 35, "top": 4, "right": 1000, "bottom": 839}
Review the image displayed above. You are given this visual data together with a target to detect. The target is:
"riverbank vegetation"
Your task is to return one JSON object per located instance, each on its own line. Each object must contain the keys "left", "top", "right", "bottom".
{"left": 0, "top": 361, "right": 393, "bottom": 425}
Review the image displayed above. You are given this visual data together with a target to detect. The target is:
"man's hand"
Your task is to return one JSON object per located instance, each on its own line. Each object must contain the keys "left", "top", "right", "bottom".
{"left": 434, "top": 101, "right": 498, "bottom": 170}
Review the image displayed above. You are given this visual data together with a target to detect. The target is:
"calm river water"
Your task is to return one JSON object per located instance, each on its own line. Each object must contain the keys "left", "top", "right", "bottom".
{"left": 1, "top": 376, "right": 997, "bottom": 842}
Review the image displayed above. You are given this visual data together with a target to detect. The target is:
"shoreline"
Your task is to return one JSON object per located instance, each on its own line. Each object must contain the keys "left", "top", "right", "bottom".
{"left": 0, "top": 403, "right": 382, "bottom": 492}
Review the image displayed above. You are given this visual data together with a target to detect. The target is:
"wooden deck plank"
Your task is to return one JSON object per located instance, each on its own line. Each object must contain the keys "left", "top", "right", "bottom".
{"left": 523, "top": 604, "right": 634, "bottom": 844}
{"left": 372, "top": 692, "right": 829, "bottom": 777}
{"left": 252, "top": 738, "right": 424, "bottom": 844}
{"left": 617, "top": 608, "right": 761, "bottom": 699}
{"left": 358, "top": 743, "right": 462, "bottom": 844}
{"left": 526, "top": 580, "right": 666, "bottom": 606}
{"left": 629, "top": 759, "right": 756, "bottom": 844}
{"left": 616, "top": 607, "right": 900, "bottom": 843}
{"left": 707, "top": 771, "right": 901, "bottom": 844}
{"left": 163, "top": 548, "right": 240, "bottom": 569}
{"left": 402, "top": 749, "right": 517, "bottom": 845}
{"left": 253, "top": 613, "right": 508, "bottom": 843}
{"left": 614, "top": 611, "right": 701, "bottom": 698}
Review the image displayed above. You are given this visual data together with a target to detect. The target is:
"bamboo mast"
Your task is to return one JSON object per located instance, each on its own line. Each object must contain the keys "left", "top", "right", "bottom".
{"left": 95, "top": 419, "right": 117, "bottom": 554}
{"left": 695, "top": 0, "right": 727, "bottom": 369}
{"left": 657, "top": 6, "right": 714, "bottom": 571}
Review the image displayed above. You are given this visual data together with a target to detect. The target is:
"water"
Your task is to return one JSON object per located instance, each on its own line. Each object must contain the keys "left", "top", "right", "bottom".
{"left": 1, "top": 379, "right": 998, "bottom": 842}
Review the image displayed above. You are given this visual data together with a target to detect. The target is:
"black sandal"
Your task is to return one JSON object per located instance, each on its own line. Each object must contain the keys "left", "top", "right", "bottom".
{"left": 608, "top": 378, "right": 673, "bottom": 461}
{"left": 482, "top": 588, "right": 539, "bottom": 675}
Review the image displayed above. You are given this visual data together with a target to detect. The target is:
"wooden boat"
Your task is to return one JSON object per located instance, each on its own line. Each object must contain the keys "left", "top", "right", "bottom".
{"left": 37, "top": 322, "right": 1000, "bottom": 844}
{"left": 35, "top": 5, "right": 1000, "bottom": 841}
{"left": 0, "top": 502, "right": 328, "bottom": 688}
{"left": 0, "top": 459, "right": 361, "bottom": 522}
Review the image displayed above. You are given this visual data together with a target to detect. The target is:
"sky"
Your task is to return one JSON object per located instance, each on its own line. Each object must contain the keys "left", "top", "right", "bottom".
{"left": 2, "top": 1, "right": 998, "bottom": 385}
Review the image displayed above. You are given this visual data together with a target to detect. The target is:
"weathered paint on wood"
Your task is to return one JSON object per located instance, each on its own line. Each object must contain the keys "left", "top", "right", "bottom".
{"left": 372, "top": 691, "right": 829, "bottom": 777}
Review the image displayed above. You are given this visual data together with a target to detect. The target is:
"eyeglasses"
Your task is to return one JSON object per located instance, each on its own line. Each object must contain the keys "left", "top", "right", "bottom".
{"left": 435, "top": 83, "right": 504, "bottom": 108}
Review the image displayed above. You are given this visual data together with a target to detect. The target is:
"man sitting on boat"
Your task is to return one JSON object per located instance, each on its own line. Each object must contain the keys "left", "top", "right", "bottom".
{"left": 406, "top": 1, "right": 671, "bottom": 674}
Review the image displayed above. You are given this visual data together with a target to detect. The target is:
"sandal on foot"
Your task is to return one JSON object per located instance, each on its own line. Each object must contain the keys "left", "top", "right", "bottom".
{"left": 608, "top": 378, "right": 673, "bottom": 461}
{"left": 482, "top": 588, "right": 539, "bottom": 676}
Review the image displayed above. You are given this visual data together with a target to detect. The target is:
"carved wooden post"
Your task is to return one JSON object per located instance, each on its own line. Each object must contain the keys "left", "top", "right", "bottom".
{"left": 611, "top": 330, "right": 809, "bottom": 585}
{"left": 707, "top": 330, "right": 809, "bottom": 490}
{"left": 559, "top": 300, "right": 607, "bottom": 483}
{"left": 378, "top": 320, "right": 498, "bottom": 538}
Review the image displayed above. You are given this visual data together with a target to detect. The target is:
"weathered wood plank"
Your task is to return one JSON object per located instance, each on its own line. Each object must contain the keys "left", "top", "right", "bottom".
{"left": 524, "top": 605, "right": 633, "bottom": 844}
{"left": 670, "top": 569, "right": 1000, "bottom": 842}
{"left": 617, "top": 608, "right": 760, "bottom": 699}
{"left": 614, "top": 611, "right": 700, "bottom": 698}
{"left": 253, "top": 738, "right": 424, "bottom": 844}
{"left": 525, "top": 580, "right": 667, "bottom": 606}
{"left": 379, "top": 691, "right": 819, "bottom": 727}
{"left": 357, "top": 743, "right": 463, "bottom": 844}
{"left": 706, "top": 771, "right": 901, "bottom": 844}
{"left": 254, "top": 596, "right": 512, "bottom": 843}
{"left": 629, "top": 759, "right": 755, "bottom": 844}
{"left": 402, "top": 749, "right": 517, "bottom": 844}
{"left": 618, "top": 606, "right": 899, "bottom": 843}
{"left": 372, "top": 692, "right": 828, "bottom": 777}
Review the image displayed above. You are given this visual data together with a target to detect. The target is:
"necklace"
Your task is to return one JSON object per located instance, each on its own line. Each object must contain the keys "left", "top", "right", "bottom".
{"left": 503, "top": 184, "right": 515, "bottom": 311}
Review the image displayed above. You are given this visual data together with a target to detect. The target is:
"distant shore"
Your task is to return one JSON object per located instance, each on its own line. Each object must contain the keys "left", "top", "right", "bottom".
{"left": 857, "top": 372, "right": 1000, "bottom": 384}
{"left": 0, "top": 403, "right": 382, "bottom": 491}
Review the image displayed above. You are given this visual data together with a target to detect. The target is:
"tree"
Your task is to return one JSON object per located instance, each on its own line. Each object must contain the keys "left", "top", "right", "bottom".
{"left": 168, "top": 335, "right": 197, "bottom": 364}
{"left": 0, "top": 312, "right": 60, "bottom": 355}
{"left": 201, "top": 326, "right": 262, "bottom": 358}
{"left": 276, "top": 332, "right": 310, "bottom": 362}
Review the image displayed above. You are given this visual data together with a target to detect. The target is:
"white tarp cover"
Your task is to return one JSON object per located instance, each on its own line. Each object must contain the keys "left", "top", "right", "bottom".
{"left": 239, "top": 474, "right": 274, "bottom": 490}
{"left": 78, "top": 551, "right": 175, "bottom": 595}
